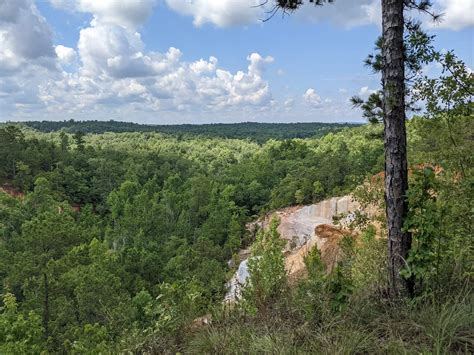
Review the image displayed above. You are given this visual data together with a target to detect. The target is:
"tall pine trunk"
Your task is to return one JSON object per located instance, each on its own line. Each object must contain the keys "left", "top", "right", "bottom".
{"left": 381, "top": 0, "right": 412, "bottom": 297}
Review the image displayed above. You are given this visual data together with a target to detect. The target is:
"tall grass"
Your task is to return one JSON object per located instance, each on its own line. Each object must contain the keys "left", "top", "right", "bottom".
{"left": 185, "top": 285, "right": 473, "bottom": 354}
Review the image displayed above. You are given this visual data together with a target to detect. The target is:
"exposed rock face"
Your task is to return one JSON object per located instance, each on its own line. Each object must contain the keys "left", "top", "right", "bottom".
{"left": 225, "top": 195, "right": 360, "bottom": 302}
{"left": 225, "top": 259, "right": 250, "bottom": 302}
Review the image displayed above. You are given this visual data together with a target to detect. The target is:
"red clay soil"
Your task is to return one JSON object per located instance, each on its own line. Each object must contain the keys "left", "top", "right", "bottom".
{"left": 0, "top": 183, "right": 24, "bottom": 198}
{"left": 285, "top": 224, "right": 356, "bottom": 283}
{"left": 1, "top": 184, "right": 84, "bottom": 213}
{"left": 71, "top": 204, "right": 81, "bottom": 212}
{"left": 315, "top": 224, "right": 356, "bottom": 273}
{"left": 371, "top": 164, "right": 443, "bottom": 183}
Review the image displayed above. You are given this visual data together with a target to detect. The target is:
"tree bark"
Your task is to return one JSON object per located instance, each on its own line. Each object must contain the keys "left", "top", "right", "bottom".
{"left": 381, "top": 0, "right": 412, "bottom": 297}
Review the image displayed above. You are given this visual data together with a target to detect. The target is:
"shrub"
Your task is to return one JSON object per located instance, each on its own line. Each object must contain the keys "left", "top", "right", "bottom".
{"left": 242, "top": 217, "right": 287, "bottom": 314}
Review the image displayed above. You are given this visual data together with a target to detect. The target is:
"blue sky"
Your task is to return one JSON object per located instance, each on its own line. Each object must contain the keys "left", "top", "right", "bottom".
{"left": 1, "top": 0, "right": 473, "bottom": 124}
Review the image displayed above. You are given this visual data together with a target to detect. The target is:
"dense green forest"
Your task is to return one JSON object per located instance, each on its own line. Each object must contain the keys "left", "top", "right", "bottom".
{"left": 14, "top": 121, "right": 357, "bottom": 142}
{"left": 1, "top": 1, "right": 473, "bottom": 353}
{"left": 0, "top": 114, "right": 472, "bottom": 353}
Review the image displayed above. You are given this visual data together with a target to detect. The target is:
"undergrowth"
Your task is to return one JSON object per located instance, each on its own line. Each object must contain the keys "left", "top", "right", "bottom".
{"left": 185, "top": 288, "right": 473, "bottom": 354}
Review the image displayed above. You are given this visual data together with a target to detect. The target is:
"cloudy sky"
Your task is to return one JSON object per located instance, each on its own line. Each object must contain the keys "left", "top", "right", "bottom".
{"left": 0, "top": 0, "right": 472, "bottom": 124}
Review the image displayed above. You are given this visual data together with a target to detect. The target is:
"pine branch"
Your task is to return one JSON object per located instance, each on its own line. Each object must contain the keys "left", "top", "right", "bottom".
{"left": 259, "top": 0, "right": 334, "bottom": 22}
{"left": 403, "top": 0, "right": 442, "bottom": 22}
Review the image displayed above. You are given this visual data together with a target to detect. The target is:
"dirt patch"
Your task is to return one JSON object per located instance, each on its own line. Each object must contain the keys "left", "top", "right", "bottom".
{"left": 316, "top": 224, "right": 355, "bottom": 272}
{"left": 188, "top": 314, "right": 212, "bottom": 333}
{"left": 285, "top": 224, "right": 356, "bottom": 282}
{"left": 371, "top": 164, "right": 443, "bottom": 184}
{"left": 0, "top": 183, "right": 24, "bottom": 199}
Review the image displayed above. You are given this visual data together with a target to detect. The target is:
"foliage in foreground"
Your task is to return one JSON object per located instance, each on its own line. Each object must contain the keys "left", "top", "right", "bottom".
{"left": 189, "top": 292, "right": 473, "bottom": 354}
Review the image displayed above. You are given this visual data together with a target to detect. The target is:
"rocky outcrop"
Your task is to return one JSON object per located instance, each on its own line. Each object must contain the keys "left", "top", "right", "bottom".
{"left": 225, "top": 195, "right": 361, "bottom": 302}
{"left": 225, "top": 259, "right": 250, "bottom": 302}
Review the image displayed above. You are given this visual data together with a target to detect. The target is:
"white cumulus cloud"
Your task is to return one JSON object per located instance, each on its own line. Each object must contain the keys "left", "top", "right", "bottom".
{"left": 164, "top": 0, "right": 381, "bottom": 28}
{"left": 0, "top": 0, "right": 56, "bottom": 74}
{"left": 165, "top": 0, "right": 262, "bottom": 27}
{"left": 49, "top": 0, "right": 157, "bottom": 28}
{"left": 0, "top": 0, "right": 61, "bottom": 116}
{"left": 3, "top": 0, "right": 470, "bottom": 123}
{"left": 1, "top": 0, "right": 277, "bottom": 121}
{"left": 55, "top": 45, "right": 77, "bottom": 64}
{"left": 431, "top": 0, "right": 474, "bottom": 30}
{"left": 190, "top": 56, "right": 218, "bottom": 74}
{"left": 37, "top": 48, "right": 274, "bottom": 116}
{"left": 294, "top": 0, "right": 380, "bottom": 28}
{"left": 303, "top": 88, "right": 322, "bottom": 107}
{"left": 163, "top": 0, "right": 473, "bottom": 30}
{"left": 358, "top": 86, "right": 377, "bottom": 98}
{"left": 77, "top": 23, "right": 155, "bottom": 78}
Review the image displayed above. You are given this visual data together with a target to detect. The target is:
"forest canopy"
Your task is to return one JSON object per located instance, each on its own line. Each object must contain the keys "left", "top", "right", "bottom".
{"left": 11, "top": 120, "right": 359, "bottom": 143}
{"left": 1, "top": 114, "right": 472, "bottom": 352}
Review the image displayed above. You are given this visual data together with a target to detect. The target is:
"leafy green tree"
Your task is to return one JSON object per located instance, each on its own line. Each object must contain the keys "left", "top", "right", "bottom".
{"left": 225, "top": 214, "right": 243, "bottom": 257}
{"left": 313, "top": 180, "right": 324, "bottom": 200}
{"left": 295, "top": 246, "right": 327, "bottom": 322}
{"left": 58, "top": 239, "right": 132, "bottom": 329}
{"left": 0, "top": 126, "right": 25, "bottom": 181}
{"left": 244, "top": 217, "right": 287, "bottom": 313}
{"left": 413, "top": 51, "right": 473, "bottom": 177}
{"left": 8, "top": 206, "right": 84, "bottom": 343}
{"left": 59, "top": 131, "right": 69, "bottom": 154}
{"left": 73, "top": 131, "right": 86, "bottom": 151}
{"left": 401, "top": 168, "right": 441, "bottom": 294}
{"left": 0, "top": 292, "right": 44, "bottom": 354}
{"left": 402, "top": 164, "right": 473, "bottom": 299}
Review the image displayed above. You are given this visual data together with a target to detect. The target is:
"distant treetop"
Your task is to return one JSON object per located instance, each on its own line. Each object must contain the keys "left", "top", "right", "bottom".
{"left": 17, "top": 120, "right": 360, "bottom": 143}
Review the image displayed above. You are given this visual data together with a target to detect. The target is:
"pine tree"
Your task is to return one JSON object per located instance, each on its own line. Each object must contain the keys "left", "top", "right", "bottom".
{"left": 380, "top": 0, "right": 411, "bottom": 297}
{"left": 271, "top": 0, "right": 440, "bottom": 296}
